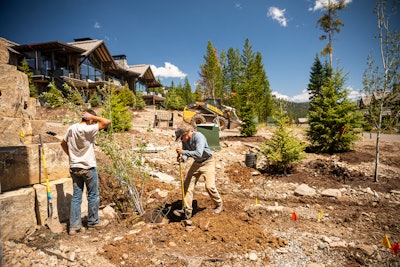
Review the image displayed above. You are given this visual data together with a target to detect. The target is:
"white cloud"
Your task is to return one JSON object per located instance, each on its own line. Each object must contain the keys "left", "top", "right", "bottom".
{"left": 346, "top": 86, "right": 362, "bottom": 101}
{"left": 272, "top": 91, "right": 290, "bottom": 101}
{"left": 94, "top": 21, "right": 101, "bottom": 29}
{"left": 291, "top": 90, "right": 310, "bottom": 102}
{"left": 235, "top": 3, "right": 242, "bottom": 9}
{"left": 272, "top": 90, "right": 309, "bottom": 102}
{"left": 150, "top": 62, "right": 187, "bottom": 79}
{"left": 309, "top": 0, "right": 352, "bottom": 11}
{"left": 267, "top": 6, "right": 288, "bottom": 27}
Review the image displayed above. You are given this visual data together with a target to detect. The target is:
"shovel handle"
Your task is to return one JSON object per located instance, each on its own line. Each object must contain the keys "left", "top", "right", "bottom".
{"left": 39, "top": 134, "right": 53, "bottom": 218}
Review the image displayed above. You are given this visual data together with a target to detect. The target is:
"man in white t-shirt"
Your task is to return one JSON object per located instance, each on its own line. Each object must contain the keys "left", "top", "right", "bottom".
{"left": 61, "top": 109, "right": 110, "bottom": 235}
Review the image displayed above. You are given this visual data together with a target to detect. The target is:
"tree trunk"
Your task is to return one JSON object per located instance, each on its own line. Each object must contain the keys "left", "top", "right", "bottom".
{"left": 374, "top": 130, "right": 380, "bottom": 182}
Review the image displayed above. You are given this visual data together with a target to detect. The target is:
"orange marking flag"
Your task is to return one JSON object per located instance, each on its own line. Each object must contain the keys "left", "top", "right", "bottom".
{"left": 291, "top": 211, "right": 297, "bottom": 221}
{"left": 392, "top": 243, "right": 399, "bottom": 256}
{"left": 382, "top": 235, "right": 391, "bottom": 249}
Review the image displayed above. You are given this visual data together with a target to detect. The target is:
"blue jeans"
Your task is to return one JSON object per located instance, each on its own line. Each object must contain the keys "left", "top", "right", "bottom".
{"left": 69, "top": 167, "right": 100, "bottom": 230}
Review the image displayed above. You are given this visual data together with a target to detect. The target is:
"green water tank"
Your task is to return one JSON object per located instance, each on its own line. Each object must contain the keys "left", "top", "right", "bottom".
{"left": 196, "top": 124, "right": 221, "bottom": 151}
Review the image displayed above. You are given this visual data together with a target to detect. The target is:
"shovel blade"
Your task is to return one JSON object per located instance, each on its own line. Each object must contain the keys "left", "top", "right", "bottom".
{"left": 46, "top": 217, "right": 63, "bottom": 234}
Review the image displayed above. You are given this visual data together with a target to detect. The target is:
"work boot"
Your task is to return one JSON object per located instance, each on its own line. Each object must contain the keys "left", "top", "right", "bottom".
{"left": 173, "top": 209, "right": 192, "bottom": 219}
{"left": 88, "top": 219, "right": 109, "bottom": 229}
{"left": 173, "top": 209, "right": 184, "bottom": 217}
{"left": 69, "top": 227, "right": 85, "bottom": 236}
{"left": 213, "top": 203, "right": 223, "bottom": 214}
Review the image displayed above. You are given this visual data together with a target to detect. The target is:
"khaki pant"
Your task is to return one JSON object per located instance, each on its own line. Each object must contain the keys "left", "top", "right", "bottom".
{"left": 183, "top": 157, "right": 222, "bottom": 214}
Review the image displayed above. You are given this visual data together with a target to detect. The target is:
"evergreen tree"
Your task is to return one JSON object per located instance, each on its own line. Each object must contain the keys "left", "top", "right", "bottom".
{"left": 183, "top": 77, "right": 193, "bottom": 105}
{"left": 101, "top": 85, "right": 131, "bottom": 132}
{"left": 237, "top": 39, "right": 259, "bottom": 135}
{"left": 134, "top": 92, "right": 146, "bottom": 110}
{"left": 198, "top": 41, "right": 223, "bottom": 99}
{"left": 165, "top": 88, "right": 185, "bottom": 110}
{"left": 261, "top": 104, "right": 305, "bottom": 175}
{"left": 221, "top": 47, "right": 242, "bottom": 106}
{"left": 88, "top": 92, "right": 101, "bottom": 107}
{"left": 317, "top": 0, "right": 347, "bottom": 68}
{"left": 250, "top": 52, "right": 272, "bottom": 123}
{"left": 18, "top": 58, "right": 37, "bottom": 98}
{"left": 307, "top": 54, "right": 326, "bottom": 101}
{"left": 40, "top": 81, "right": 64, "bottom": 108}
{"left": 307, "top": 70, "right": 364, "bottom": 152}
{"left": 118, "top": 85, "right": 136, "bottom": 107}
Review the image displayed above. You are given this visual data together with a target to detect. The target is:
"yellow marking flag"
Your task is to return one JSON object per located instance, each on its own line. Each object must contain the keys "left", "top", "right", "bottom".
{"left": 317, "top": 210, "right": 323, "bottom": 220}
{"left": 382, "top": 234, "right": 391, "bottom": 249}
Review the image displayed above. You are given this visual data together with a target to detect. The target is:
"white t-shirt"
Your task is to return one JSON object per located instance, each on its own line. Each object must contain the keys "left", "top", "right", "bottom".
{"left": 63, "top": 123, "right": 99, "bottom": 169}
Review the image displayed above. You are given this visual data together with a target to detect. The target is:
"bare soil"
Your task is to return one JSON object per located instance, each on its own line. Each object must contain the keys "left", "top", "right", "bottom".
{"left": 4, "top": 107, "right": 400, "bottom": 267}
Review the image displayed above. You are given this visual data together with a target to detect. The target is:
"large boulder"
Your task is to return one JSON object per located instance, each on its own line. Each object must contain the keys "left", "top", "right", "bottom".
{"left": 0, "top": 188, "right": 37, "bottom": 241}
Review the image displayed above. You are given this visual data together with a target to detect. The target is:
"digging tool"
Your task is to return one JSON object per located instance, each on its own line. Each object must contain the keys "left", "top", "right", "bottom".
{"left": 178, "top": 159, "right": 188, "bottom": 219}
{"left": 39, "top": 134, "right": 63, "bottom": 233}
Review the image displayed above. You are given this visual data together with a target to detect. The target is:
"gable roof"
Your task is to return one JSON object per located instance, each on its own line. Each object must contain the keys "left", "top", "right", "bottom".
{"left": 129, "top": 64, "right": 162, "bottom": 88}
{"left": 68, "top": 39, "right": 116, "bottom": 70}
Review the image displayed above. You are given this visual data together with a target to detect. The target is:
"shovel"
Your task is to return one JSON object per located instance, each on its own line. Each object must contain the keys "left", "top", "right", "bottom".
{"left": 39, "top": 134, "right": 63, "bottom": 234}
{"left": 178, "top": 160, "right": 190, "bottom": 219}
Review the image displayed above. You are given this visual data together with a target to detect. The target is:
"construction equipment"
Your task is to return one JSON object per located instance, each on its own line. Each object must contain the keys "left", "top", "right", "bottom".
{"left": 183, "top": 98, "right": 242, "bottom": 130}
{"left": 39, "top": 134, "right": 63, "bottom": 234}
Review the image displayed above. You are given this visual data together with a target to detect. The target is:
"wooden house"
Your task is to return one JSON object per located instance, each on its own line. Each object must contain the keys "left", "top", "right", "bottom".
{"left": 8, "top": 37, "right": 163, "bottom": 104}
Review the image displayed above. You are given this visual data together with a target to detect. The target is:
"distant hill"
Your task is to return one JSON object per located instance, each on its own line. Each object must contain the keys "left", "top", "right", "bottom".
{"left": 273, "top": 98, "right": 309, "bottom": 120}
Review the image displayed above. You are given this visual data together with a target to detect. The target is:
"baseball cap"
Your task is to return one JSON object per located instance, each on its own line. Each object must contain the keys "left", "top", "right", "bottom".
{"left": 175, "top": 127, "right": 187, "bottom": 141}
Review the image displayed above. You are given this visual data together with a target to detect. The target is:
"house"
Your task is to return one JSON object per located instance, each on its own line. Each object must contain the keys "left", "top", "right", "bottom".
{"left": 359, "top": 89, "right": 400, "bottom": 127}
{"left": 6, "top": 37, "right": 163, "bottom": 104}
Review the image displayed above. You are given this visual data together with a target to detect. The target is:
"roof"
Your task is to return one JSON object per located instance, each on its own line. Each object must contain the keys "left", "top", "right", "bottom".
{"left": 69, "top": 39, "right": 116, "bottom": 70}
{"left": 360, "top": 95, "right": 372, "bottom": 106}
{"left": 11, "top": 40, "right": 85, "bottom": 54}
{"left": 129, "top": 64, "right": 162, "bottom": 87}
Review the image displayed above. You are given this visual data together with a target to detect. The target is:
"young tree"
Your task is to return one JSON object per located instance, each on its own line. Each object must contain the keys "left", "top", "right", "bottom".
{"left": 308, "top": 69, "right": 364, "bottom": 152}
{"left": 317, "top": 0, "right": 347, "bottom": 69}
{"left": 198, "top": 41, "right": 223, "bottom": 99}
{"left": 100, "top": 85, "right": 131, "bottom": 132}
{"left": 18, "top": 58, "right": 37, "bottom": 98}
{"left": 362, "top": 0, "right": 399, "bottom": 182}
{"left": 164, "top": 88, "right": 185, "bottom": 110}
{"left": 261, "top": 104, "right": 305, "bottom": 175}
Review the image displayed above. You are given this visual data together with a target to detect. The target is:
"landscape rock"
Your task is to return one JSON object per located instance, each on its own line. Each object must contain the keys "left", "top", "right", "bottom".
{"left": 294, "top": 184, "right": 317, "bottom": 197}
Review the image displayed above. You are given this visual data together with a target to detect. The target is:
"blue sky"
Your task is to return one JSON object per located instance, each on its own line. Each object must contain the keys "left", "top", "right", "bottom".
{"left": 1, "top": 0, "right": 397, "bottom": 102}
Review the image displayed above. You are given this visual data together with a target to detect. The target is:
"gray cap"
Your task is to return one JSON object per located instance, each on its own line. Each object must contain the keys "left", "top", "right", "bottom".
{"left": 175, "top": 127, "right": 187, "bottom": 141}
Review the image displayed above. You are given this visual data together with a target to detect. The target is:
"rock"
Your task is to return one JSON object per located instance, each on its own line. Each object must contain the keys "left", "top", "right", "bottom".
{"left": 294, "top": 184, "right": 317, "bottom": 197}
{"left": 248, "top": 252, "right": 258, "bottom": 261}
{"left": 321, "top": 189, "right": 342, "bottom": 198}
{"left": 329, "top": 241, "right": 347, "bottom": 248}
{"left": 102, "top": 205, "right": 117, "bottom": 219}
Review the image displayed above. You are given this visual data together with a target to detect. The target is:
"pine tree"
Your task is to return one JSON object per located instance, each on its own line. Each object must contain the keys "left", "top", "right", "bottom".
{"left": 261, "top": 104, "right": 305, "bottom": 175}
{"left": 165, "top": 88, "right": 185, "bottom": 110}
{"left": 18, "top": 58, "right": 37, "bottom": 98}
{"left": 308, "top": 54, "right": 326, "bottom": 101}
{"left": 317, "top": 0, "right": 347, "bottom": 68}
{"left": 183, "top": 77, "right": 193, "bottom": 105}
{"left": 198, "top": 41, "right": 223, "bottom": 99}
{"left": 100, "top": 85, "right": 131, "bottom": 132}
{"left": 221, "top": 47, "right": 242, "bottom": 106}
{"left": 307, "top": 70, "right": 364, "bottom": 152}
